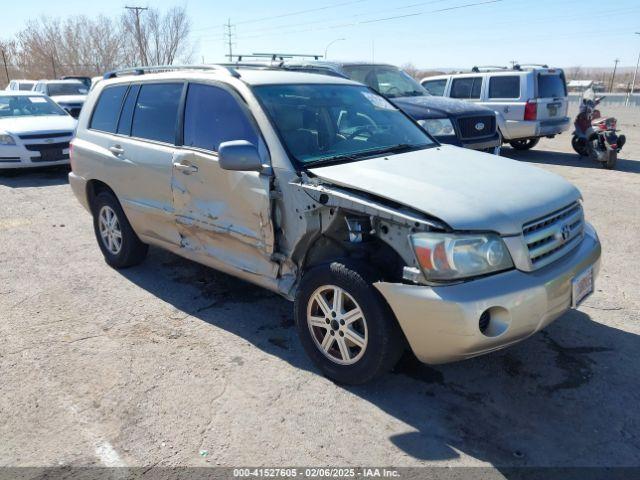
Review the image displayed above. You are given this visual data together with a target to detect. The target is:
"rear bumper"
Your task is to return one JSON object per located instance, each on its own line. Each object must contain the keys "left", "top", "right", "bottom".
{"left": 69, "top": 171, "right": 90, "bottom": 212}
{"left": 375, "top": 224, "right": 601, "bottom": 364}
{"left": 503, "top": 117, "right": 571, "bottom": 140}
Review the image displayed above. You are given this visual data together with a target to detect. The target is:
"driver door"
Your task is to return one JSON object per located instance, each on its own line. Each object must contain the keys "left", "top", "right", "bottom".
{"left": 171, "top": 82, "right": 277, "bottom": 279}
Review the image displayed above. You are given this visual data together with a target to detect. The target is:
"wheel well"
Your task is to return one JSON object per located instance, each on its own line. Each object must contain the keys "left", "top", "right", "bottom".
{"left": 302, "top": 234, "right": 406, "bottom": 283}
{"left": 86, "top": 180, "right": 116, "bottom": 213}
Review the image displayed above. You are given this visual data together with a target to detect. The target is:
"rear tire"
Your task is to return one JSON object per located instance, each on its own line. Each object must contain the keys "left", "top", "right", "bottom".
{"left": 509, "top": 138, "right": 540, "bottom": 150}
{"left": 92, "top": 191, "right": 148, "bottom": 269}
{"left": 294, "top": 261, "right": 405, "bottom": 385}
{"left": 571, "top": 136, "right": 588, "bottom": 156}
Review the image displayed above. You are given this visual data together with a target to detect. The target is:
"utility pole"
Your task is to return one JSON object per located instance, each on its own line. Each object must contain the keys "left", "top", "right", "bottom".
{"left": 609, "top": 58, "right": 620, "bottom": 92}
{"left": 125, "top": 6, "right": 149, "bottom": 66}
{"left": 628, "top": 32, "right": 640, "bottom": 106}
{"left": 51, "top": 54, "right": 57, "bottom": 78}
{"left": 224, "top": 19, "right": 235, "bottom": 61}
{"left": 1, "top": 47, "right": 9, "bottom": 84}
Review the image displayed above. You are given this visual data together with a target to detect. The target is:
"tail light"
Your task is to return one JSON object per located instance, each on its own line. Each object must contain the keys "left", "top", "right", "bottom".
{"left": 524, "top": 100, "right": 537, "bottom": 121}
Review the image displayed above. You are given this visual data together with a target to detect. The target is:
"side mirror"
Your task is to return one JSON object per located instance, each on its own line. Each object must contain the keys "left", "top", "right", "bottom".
{"left": 218, "top": 140, "right": 265, "bottom": 173}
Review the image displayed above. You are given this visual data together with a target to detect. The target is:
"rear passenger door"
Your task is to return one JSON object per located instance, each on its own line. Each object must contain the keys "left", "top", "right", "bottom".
{"left": 450, "top": 76, "right": 483, "bottom": 104}
{"left": 88, "top": 82, "right": 184, "bottom": 247}
{"left": 171, "top": 82, "right": 277, "bottom": 279}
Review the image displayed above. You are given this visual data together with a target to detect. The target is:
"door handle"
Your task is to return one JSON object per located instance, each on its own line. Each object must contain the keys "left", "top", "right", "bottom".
{"left": 173, "top": 163, "right": 198, "bottom": 175}
{"left": 109, "top": 145, "right": 124, "bottom": 156}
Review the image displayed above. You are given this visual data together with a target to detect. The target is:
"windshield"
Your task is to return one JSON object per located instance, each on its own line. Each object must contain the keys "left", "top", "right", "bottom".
{"left": 254, "top": 84, "right": 435, "bottom": 167}
{"left": 0, "top": 95, "right": 68, "bottom": 117}
{"left": 342, "top": 65, "right": 427, "bottom": 99}
{"left": 537, "top": 73, "right": 567, "bottom": 98}
{"left": 47, "top": 83, "right": 88, "bottom": 96}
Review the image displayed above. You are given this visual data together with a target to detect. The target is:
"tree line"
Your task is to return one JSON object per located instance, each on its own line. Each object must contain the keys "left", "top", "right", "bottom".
{"left": 0, "top": 5, "right": 193, "bottom": 87}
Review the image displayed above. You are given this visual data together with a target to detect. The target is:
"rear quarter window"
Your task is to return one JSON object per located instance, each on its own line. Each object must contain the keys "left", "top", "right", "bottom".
{"left": 131, "top": 83, "right": 183, "bottom": 144}
{"left": 90, "top": 85, "right": 128, "bottom": 133}
{"left": 488, "top": 76, "right": 520, "bottom": 99}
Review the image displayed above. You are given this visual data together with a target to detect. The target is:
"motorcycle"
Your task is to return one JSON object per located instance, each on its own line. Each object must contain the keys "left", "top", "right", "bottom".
{"left": 571, "top": 89, "right": 626, "bottom": 170}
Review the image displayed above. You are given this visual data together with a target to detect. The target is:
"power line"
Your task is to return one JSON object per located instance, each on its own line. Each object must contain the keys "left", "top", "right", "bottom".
{"left": 224, "top": 19, "right": 236, "bottom": 60}
{"left": 125, "top": 6, "right": 149, "bottom": 66}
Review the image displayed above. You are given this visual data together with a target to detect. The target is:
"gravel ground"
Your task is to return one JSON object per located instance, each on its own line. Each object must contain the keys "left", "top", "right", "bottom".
{"left": 1, "top": 105, "right": 639, "bottom": 471}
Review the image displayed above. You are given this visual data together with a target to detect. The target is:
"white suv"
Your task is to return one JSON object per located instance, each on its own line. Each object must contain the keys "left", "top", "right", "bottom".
{"left": 69, "top": 65, "right": 600, "bottom": 384}
{"left": 421, "top": 65, "right": 570, "bottom": 150}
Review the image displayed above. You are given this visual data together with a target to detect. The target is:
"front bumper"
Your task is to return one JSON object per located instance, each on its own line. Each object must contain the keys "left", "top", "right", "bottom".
{"left": 0, "top": 144, "right": 70, "bottom": 169}
{"left": 435, "top": 132, "right": 501, "bottom": 153}
{"left": 375, "top": 225, "right": 601, "bottom": 364}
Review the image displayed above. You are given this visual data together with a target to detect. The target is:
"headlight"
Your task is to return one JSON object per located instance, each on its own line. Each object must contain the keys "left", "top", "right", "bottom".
{"left": 0, "top": 133, "right": 16, "bottom": 145}
{"left": 410, "top": 232, "right": 513, "bottom": 282}
{"left": 418, "top": 118, "right": 455, "bottom": 136}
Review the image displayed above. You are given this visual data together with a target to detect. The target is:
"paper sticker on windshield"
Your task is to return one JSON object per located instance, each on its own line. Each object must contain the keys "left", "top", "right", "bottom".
{"left": 361, "top": 91, "right": 395, "bottom": 110}
{"left": 29, "top": 97, "right": 47, "bottom": 103}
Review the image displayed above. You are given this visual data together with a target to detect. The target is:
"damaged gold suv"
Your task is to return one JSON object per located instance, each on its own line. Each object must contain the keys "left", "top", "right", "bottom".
{"left": 69, "top": 65, "right": 601, "bottom": 384}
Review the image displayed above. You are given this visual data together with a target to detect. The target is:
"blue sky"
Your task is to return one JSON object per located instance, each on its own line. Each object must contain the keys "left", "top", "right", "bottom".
{"left": 2, "top": 0, "right": 640, "bottom": 68}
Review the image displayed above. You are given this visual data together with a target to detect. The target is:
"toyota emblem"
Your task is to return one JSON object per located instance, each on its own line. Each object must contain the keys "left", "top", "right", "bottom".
{"left": 475, "top": 122, "right": 485, "bottom": 131}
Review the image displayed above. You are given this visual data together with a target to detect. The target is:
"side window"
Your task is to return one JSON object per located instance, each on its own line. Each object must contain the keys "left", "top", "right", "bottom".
{"left": 183, "top": 83, "right": 258, "bottom": 152}
{"left": 117, "top": 85, "right": 140, "bottom": 136}
{"left": 451, "top": 77, "right": 482, "bottom": 99}
{"left": 89, "top": 85, "right": 128, "bottom": 133}
{"left": 422, "top": 79, "right": 447, "bottom": 96}
{"left": 488, "top": 76, "right": 520, "bottom": 99}
{"left": 131, "top": 83, "right": 183, "bottom": 144}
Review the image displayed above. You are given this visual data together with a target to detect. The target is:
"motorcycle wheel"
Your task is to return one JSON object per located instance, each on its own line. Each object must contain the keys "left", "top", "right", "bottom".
{"left": 604, "top": 149, "right": 617, "bottom": 170}
{"left": 509, "top": 138, "right": 540, "bottom": 150}
{"left": 571, "top": 136, "right": 588, "bottom": 156}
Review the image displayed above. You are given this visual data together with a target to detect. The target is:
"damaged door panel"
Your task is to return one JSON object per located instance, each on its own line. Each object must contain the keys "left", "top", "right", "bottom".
{"left": 171, "top": 148, "right": 278, "bottom": 279}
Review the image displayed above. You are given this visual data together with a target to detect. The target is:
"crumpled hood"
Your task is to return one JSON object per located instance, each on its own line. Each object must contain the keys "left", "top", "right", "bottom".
{"left": 393, "top": 95, "right": 494, "bottom": 119}
{"left": 308, "top": 145, "right": 581, "bottom": 235}
{"left": 0, "top": 115, "right": 77, "bottom": 136}
{"left": 51, "top": 95, "right": 86, "bottom": 104}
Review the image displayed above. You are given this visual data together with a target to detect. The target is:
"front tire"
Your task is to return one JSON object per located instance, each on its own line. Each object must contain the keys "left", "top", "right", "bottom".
{"left": 294, "top": 261, "right": 405, "bottom": 385}
{"left": 571, "top": 136, "right": 588, "bottom": 156}
{"left": 509, "top": 138, "right": 540, "bottom": 150}
{"left": 92, "top": 191, "right": 148, "bottom": 269}
{"left": 604, "top": 148, "right": 617, "bottom": 170}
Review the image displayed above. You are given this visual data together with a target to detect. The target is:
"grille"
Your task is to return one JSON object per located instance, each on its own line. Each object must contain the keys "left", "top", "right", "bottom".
{"left": 523, "top": 202, "right": 584, "bottom": 269}
{"left": 25, "top": 142, "right": 70, "bottom": 152}
{"left": 25, "top": 142, "right": 70, "bottom": 162}
{"left": 457, "top": 115, "right": 495, "bottom": 139}
{"left": 18, "top": 132, "right": 73, "bottom": 140}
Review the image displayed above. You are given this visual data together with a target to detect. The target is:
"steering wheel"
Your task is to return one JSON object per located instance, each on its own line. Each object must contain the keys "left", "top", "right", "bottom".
{"left": 385, "top": 86, "right": 402, "bottom": 97}
{"left": 345, "top": 125, "right": 376, "bottom": 140}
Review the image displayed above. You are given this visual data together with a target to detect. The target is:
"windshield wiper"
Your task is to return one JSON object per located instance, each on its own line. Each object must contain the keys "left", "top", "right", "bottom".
{"left": 304, "top": 144, "right": 426, "bottom": 167}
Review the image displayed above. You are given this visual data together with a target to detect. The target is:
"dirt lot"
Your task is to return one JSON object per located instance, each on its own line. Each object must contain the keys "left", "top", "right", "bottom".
{"left": 1, "top": 105, "right": 639, "bottom": 471}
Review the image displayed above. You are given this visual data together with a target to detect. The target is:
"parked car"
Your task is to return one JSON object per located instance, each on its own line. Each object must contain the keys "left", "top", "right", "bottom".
{"left": 5, "top": 79, "right": 36, "bottom": 91}
{"left": 421, "top": 65, "right": 570, "bottom": 150}
{"left": 69, "top": 65, "right": 600, "bottom": 384}
{"left": 281, "top": 61, "right": 501, "bottom": 154}
{"left": 32, "top": 79, "right": 88, "bottom": 118}
{"left": 0, "top": 91, "right": 76, "bottom": 169}
{"left": 60, "top": 76, "right": 93, "bottom": 90}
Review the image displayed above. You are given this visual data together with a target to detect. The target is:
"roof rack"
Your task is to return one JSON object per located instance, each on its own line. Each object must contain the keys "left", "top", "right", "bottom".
{"left": 103, "top": 64, "right": 240, "bottom": 80}
{"left": 512, "top": 63, "right": 549, "bottom": 71}
{"left": 228, "top": 53, "right": 323, "bottom": 62}
{"left": 471, "top": 65, "right": 508, "bottom": 72}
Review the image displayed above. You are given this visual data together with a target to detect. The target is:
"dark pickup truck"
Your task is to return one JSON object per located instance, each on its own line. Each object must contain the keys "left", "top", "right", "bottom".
{"left": 283, "top": 61, "right": 501, "bottom": 154}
